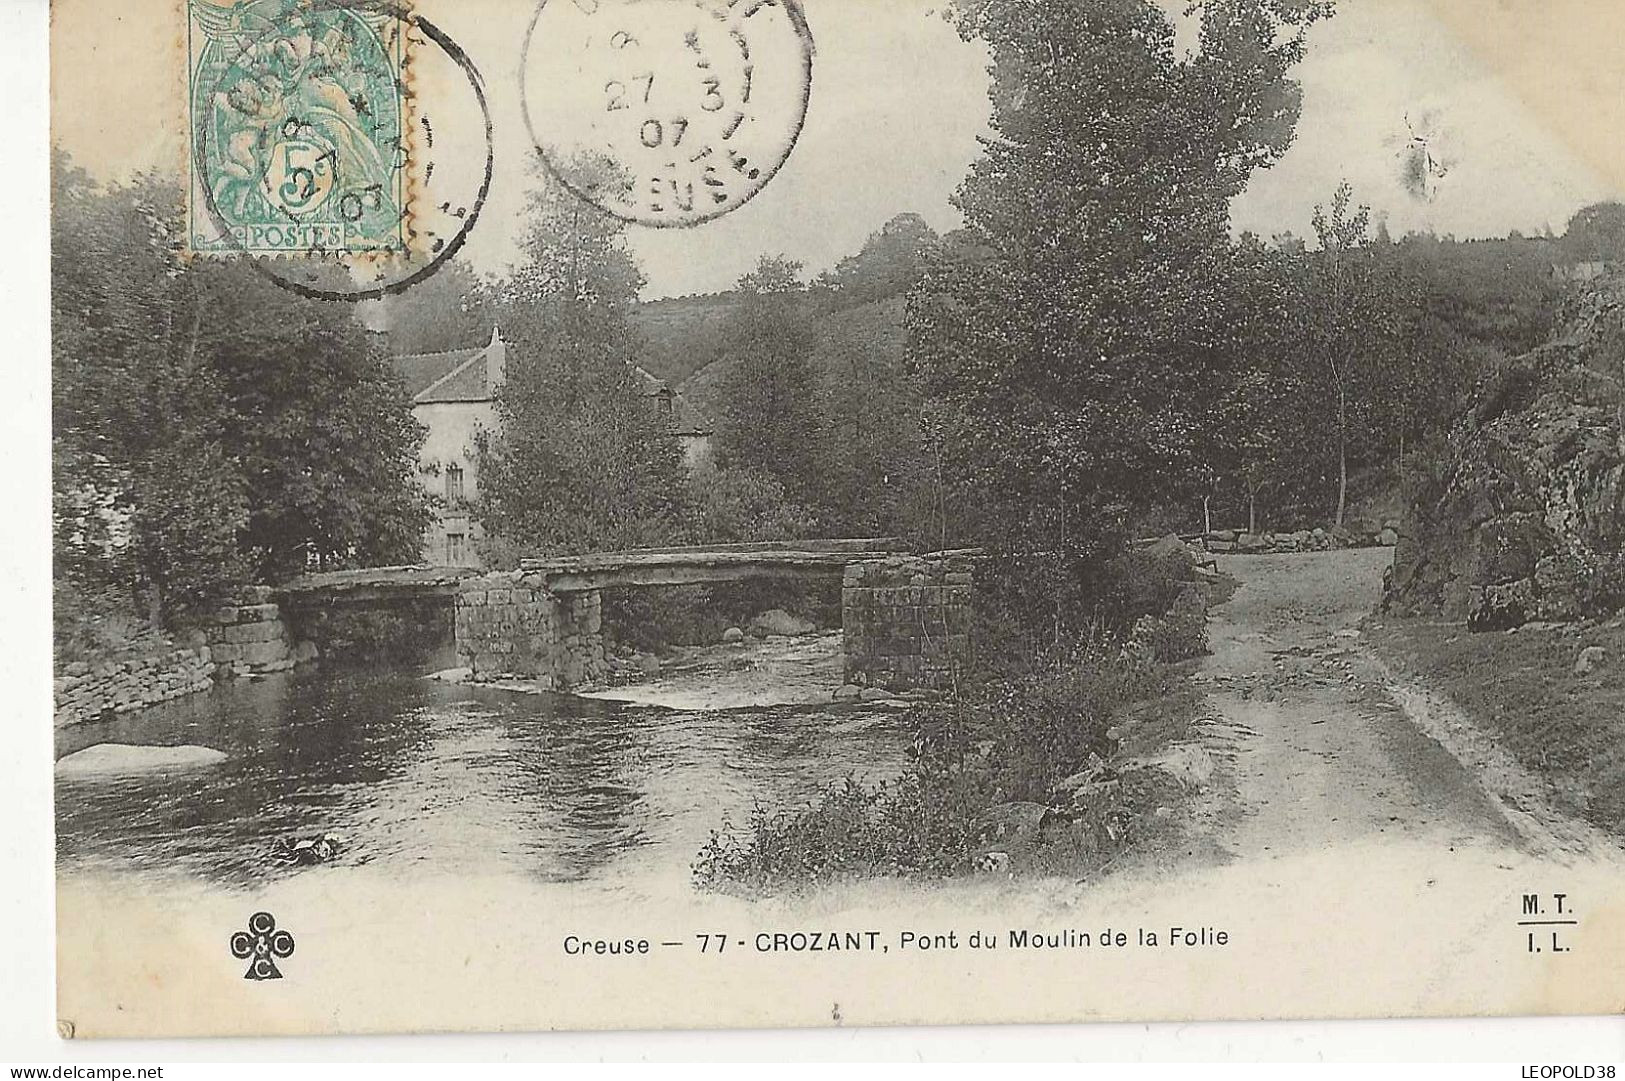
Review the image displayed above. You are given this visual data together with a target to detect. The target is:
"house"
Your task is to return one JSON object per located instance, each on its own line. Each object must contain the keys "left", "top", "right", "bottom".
{"left": 630, "top": 364, "right": 714, "bottom": 468}
{"left": 394, "top": 327, "right": 505, "bottom": 568}
{"left": 1552, "top": 260, "right": 1610, "bottom": 284}
{"left": 393, "top": 330, "right": 715, "bottom": 568}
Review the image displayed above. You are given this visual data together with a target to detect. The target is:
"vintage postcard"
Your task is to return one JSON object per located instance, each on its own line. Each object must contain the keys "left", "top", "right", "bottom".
{"left": 50, "top": 0, "right": 1625, "bottom": 1038}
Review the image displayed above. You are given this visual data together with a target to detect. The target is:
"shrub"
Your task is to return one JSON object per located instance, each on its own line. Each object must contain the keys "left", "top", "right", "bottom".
{"left": 684, "top": 461, "right": 818, "bottom": 543}
{"left": 693, "top": 635, "right": 1168, "bottom": 894}
{"left": 691, "top": 540, "right": 1218, "bottom": 895}
{"left": 1128, "top": 585, "right": 1210, "bottom": 663}
{"left": 693, "top": 770, "right": 991, "bottom": 893}
{"left": 1095, "top": 547, "right": 1197, "bottom": 637}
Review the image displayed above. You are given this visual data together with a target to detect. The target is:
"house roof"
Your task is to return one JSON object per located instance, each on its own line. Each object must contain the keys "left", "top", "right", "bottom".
{"left": 631, "top": 364, "right": 714, "bottom": 436}
{"left": 392, "top": 337, "right": 713, "bottom": 435}
{"left": 394, "top": 344, "right": 496, "bottom": 404}
{"left": 395, "top": 347, "right": 482, "bottom": 399}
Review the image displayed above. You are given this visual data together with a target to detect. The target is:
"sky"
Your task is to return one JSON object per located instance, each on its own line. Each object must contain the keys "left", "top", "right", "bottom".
{"left": 51, "top": 0, "right": 1625, "bottom": 299}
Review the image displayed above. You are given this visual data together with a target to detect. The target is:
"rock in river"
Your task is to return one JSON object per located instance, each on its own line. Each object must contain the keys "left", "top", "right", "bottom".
{"left": 56, "top": 743, "right": 227, "bottom": 779}
{"left": 1575, "top": 645, "right": 1608, "bottom": 676}
{"left": 748, "top": 609, "right": 816, "bottom": 637}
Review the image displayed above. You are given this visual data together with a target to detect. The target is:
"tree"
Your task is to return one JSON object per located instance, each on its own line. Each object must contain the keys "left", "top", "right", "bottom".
{"left": 375, "top": 258, "right": 495, "bottom": 355}
{"left": 1300, "top": 180, "right": 1404, "bottom": 525}
{"left": 1563, "top": 201, "right": 1625, "bottom": 263}
{"left": 52, "top": 148, "right": 434, "bottom": 621}
{"left": 1188, "top": 237, "right": 1305, "bottom": 534}
{"left": 475, "top": 159, "right": 689, "bottom": 556}
{"left": 909, "top": 0, "right": 1332, "bottom": 559}
{"left": 817, "top": 213, "right": 940, "bottom": 309}
{"left": 713, "top": 255, "right": 824, "bottom": 504}
{"left": 184, "top": 261, "right": 433, "bottom": 576}
{"left": 52, "top": 157, "right": 248, "bottom": 621}
{"left": 808, "top": 298, "right": 934, "bottom": 537}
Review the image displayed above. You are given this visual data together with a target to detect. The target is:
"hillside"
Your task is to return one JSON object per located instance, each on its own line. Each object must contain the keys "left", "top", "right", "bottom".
{"left": 629, "top": 293, "right": 738, "bottom": 388}
{"left": 674, "top": 295, "right": 910, "bottom": 423}
{"left": 1386, "top": 271, "right": 1625, "bottom": 627}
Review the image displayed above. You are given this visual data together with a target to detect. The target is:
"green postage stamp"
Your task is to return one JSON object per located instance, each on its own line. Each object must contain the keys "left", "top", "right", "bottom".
{"left": 187, "top": 0, "right": 414, "bottom": 257}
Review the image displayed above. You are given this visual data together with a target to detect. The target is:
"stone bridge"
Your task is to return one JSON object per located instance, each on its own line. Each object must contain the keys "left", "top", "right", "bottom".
{"left": 254, "top": 542, "right": 979, "bottom": 692}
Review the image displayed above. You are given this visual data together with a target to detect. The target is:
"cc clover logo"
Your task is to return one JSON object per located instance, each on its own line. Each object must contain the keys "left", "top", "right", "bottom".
{"left": 230, "top": 911, "right": 295, "bottom": 980}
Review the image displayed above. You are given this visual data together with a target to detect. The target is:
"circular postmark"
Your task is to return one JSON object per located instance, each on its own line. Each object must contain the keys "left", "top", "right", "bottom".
{"left": 521, "top": 0, "right": 814, "bottom": 227}
{"left": 190, "top": 0, "right": 494, "bottom": 300}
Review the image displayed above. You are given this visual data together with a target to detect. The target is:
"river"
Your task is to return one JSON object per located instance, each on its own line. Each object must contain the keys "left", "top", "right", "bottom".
{"left": 53, "top": 562, "right": 1625, "bottom": 1036}
{"left": 54, "top": 632, "right": 913, "bottom": 890}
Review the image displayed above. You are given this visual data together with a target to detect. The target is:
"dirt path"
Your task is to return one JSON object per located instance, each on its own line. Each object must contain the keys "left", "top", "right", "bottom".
{"left": 1191, "top": 550, "right": 1598, "bottom": 863}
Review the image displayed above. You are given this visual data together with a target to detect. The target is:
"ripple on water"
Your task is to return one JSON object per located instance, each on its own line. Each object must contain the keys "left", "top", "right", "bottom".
{"left": 55, "top": 663, "right": 911, "bottom": 889}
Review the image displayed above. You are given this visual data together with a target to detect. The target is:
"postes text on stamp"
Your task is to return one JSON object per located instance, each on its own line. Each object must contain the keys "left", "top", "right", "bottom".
{"left": 522, "top": 0, "right": 815, "bottom": 228}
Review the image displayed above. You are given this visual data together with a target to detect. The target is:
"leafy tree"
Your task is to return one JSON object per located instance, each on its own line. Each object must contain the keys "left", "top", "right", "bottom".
{"left": 909, "top": 0, "right": 1331, "bottom": 563}
{"left": 817, "top": 213, "right": 940, "bottom": 310}
{"left": 475, "top": 160, "right": 689, "bottom": 557}
{"left": 52, "top": 149, "right": 434, "bottom": 622}
{"left": 1187, "top": 237, "right": 1305, "bottom": 533}
{"left": 375, "top": 257, "right": 495, "bottom": 355}
{"left": 1563, "top": 201, "right": 1625, "bottom": 263}
{"left": 183, "top": 261, "right": 434, "bottom": 576}
{"left": 1299, "top": 180, "right": 1405, "bottom": 525}
{"left": 808, "top": 298, "right": 935, "bottom": 537}
{"left": 713, "top": 255, "right": 825, "bottom": 504}
{"left": 52, "top": 157, "right": 248, "bottom": 621}
{"left": 683, "top": 461, "right": 818, "bottom": 543}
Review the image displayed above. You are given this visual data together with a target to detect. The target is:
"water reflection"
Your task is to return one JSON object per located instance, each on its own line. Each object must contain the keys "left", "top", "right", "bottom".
{"left": 55, "top": 661, "right": 909, "bottom": 889}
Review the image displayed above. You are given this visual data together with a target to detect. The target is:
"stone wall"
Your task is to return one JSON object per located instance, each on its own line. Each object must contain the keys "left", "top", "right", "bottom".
{"left": 54, "top": 585, "right": 324, "bottom": 726}
{"left": 454, "top": 574, "right": 608, "bottom": 689}
{"left": 555, "top": 590, "right": 608, "bottom": 689}
{"left": 1204, "top": 521, "right": 1399, "bottom": 554}
{"left": 207, "top": 587, "right": 315, "bottom": 677}
{"left": 53, "top": 647, "right": 217, "bottom": 727}
{"left": 842, "top": 553, "right": 974, "bottom": 690}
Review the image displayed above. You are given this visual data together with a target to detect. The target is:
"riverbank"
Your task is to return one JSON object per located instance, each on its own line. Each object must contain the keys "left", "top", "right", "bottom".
{"left": 691, "top": 545, "right": 1229, "bottom": 894}
{"left": 54, "top": 548, "right": 1625, "bottom": 1036}
{"left": 1367, "top": 615, "right": 1625, "bottom": 839}
{"left": 54, "top": 582, "right": 322, "bottom": 727}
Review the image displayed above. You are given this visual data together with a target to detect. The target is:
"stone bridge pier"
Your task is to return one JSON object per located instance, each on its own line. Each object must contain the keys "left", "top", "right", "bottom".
{"left": 451, "top": 544, "right": 978, "bottom": 694}
{"left": 454, "top": 573, "right": 607, "bottom": 689}
{"left": 840, "top": 551, "right": 976, "bottom": 691}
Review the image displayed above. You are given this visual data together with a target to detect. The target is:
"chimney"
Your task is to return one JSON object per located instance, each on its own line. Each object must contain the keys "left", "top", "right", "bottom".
{"left": 485, "top": 326, "right": 505, "bottom": 394}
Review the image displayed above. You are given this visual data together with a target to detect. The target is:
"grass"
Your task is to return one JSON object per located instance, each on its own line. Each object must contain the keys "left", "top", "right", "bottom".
{"left": 1369, "top": 618, "right": 1625, "bottom": 835}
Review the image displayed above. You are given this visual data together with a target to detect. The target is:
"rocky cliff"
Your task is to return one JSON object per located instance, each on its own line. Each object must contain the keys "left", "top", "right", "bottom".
{"left": 1386, "top": 275, "right": 1625, "bottom": 628}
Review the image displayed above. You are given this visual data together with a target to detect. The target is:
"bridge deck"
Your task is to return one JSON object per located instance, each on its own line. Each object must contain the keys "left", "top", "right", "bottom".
{"left": 277, "top": 565, "right": 480, "bottom": 603}
{"left": 521, "top": 539, "right": 907, "bottom": 593}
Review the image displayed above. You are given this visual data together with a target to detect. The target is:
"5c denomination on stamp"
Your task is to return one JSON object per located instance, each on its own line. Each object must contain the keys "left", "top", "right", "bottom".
{"left": 521, "top": 0, "right": 814, "bottom": 227}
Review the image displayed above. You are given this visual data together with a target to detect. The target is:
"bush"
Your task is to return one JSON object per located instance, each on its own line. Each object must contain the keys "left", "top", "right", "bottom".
{"left": 691, "top": 539, "right": 1218, "bottom": 896}
{"left": 693, "top": 770, "right": 991, "bottom": 893}
{"left": 1095, "top": 547, "right": 1198, "bottom": 636}
{"left": 693, "top": 635, "right": 1168, "bottom": 894}
{"left": 1128, "top": 585, "right": 1210, "bottom": 663}
{"left": 684, "top": 461, "right": 818, "bottom": 543}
